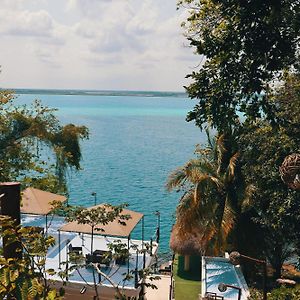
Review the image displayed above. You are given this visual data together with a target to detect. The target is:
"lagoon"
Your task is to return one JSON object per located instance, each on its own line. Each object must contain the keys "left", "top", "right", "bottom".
{"left": 16, "top": 90, "right": 204, "bottom": 253}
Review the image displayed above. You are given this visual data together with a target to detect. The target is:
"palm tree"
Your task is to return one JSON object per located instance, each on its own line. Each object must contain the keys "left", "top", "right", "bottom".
{"left": 167, "top": 131, "right": 253, "bottom": 255}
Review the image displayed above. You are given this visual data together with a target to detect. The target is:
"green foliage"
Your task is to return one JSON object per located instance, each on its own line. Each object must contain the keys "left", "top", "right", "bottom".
{"left": 179, "top": 0, "right": 299, "bottom": 130}
{"left": 167, "top": 131, "right": 257, "bottom": 255}
{"left": 0, "top": 90, "right": 88, "bottom": 193}
{"left": 107, "top": 240, "right": 130, "bottom": 262}
{"left": 274, "top": 72, "right": 300, "bottom": 144}
{"left": 238, "top": 74, "right": 300, "bottom": 278}
{"left": 249, "top": 286, "right": 300, "bottom": 300}
{"left": 0, "top": 216, "right": 62, "bottom": 299}
{"left": 268, "top": 285, "right": 300, "bottom": 300}
{"left": 177, "top": 0, "right": 300, "bottom": 291}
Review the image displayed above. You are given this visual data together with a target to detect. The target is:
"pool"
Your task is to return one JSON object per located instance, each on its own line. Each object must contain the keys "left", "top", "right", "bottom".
{"left": 69, "top": 254, "right": 145, "bottom": 288}
{"left": 202, "top": 257, "right": 250, "bottom": 300}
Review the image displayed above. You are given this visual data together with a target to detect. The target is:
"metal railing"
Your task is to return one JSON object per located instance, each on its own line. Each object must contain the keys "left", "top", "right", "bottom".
{"left": 169, "top": 253, "right": 175, "bottom": 300}
{"left": 204, "top": 292, "right": 224, "bottom": 300}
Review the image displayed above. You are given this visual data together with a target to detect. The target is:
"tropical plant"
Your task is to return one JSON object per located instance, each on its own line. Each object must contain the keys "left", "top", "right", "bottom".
{"left": 0, "top": 215, "right": 63, "bottom": 299}
{"left": 249, "top": 285, "right": 300, "bottom": 300}
{"left": 0, "top": 90, "right": 88, "bottom": 193}
{"left": 167, "top": 131, "right": 254, "bottom": 255}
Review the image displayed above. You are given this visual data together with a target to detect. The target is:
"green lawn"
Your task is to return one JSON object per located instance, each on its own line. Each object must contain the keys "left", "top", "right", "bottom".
{"left": 173, "top": 255, "right": 201, "bottom": 300}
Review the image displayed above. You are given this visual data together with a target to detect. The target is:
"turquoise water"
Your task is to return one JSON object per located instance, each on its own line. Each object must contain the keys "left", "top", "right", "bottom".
{"left": 204, "top": 258, "right": 249, "bottom": 299}
{"left": 16, "top": 91, "right": 204, "bottom": 253}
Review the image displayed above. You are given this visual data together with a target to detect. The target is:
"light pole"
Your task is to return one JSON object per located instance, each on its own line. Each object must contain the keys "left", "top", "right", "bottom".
{"left": 154, "top": 210, "right": 160, "bottom": 243}
{"left": 229, "top": 251, "right": 267, "bottom": 300}
{"left": 218, "top": 283, "right": 242, "bottom": 300}
{"left": 91, "top": 192, "right": 97, "bottom": 206}
{"left": 135, "top": 248, "right": 139, "bottom": 288}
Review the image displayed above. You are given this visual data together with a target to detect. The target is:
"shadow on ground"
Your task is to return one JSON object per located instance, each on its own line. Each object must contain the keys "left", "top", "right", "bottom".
{"left": 177, "top": 255, "right": 201, "bottom": 281}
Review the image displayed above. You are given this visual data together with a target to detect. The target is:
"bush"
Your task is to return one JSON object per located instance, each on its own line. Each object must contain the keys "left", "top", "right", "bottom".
{"left": 249, "top": 285, "right": 300, "bottom": 300}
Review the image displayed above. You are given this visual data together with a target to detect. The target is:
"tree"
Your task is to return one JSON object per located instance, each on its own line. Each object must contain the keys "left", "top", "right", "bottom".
{"left": 274, "top": 72, "right": 300, "bottom": 145}
{"left": 238, "top": 96, "right": 300, "bottom": 278}
{"left": 0, "top": 90, "right": 88, "bottom": 193}
{"left": 179, "top": 0, "right": 299, "bottom": 131}
{"left": 178, "top": 0, "right": 300, "bottom": 279}
{"left": 166, "top": 131, "right": 256, "bottom": 255}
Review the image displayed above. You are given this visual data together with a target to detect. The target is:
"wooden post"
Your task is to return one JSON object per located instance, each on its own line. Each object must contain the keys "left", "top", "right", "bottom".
{"left": 0, "top": 182, "right": 22, "bottom": 259}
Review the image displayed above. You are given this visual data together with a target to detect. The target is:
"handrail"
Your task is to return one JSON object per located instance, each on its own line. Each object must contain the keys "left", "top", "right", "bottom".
{"left": 169, "top": 253, "right": 175, "bottom": 300}
{"left": 204, "top": 292, "right": 224, "bottom": 300}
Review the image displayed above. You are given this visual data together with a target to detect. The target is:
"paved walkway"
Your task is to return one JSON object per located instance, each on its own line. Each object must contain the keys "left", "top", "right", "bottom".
{"left": 145, "top": 275, "right": 172, "bottom": 300}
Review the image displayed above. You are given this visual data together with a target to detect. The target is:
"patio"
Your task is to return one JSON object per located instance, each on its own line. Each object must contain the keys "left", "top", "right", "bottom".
{"left": 22, "top": 212, "right": 159, "bottom": 297}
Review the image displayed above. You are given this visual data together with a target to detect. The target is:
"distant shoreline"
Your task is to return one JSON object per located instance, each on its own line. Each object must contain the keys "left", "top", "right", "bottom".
{"left": 2, "top": 88, "right": 187, "bottom": 98}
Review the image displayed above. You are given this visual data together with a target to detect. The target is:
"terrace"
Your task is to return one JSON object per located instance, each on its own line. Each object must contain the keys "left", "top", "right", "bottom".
{"left": 21, "top": 211, "right": 159, "bottom": 298}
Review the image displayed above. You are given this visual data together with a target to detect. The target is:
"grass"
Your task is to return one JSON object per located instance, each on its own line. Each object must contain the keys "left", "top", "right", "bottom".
{"left": 173, "top": 255, "right": 201, "bottom": 300}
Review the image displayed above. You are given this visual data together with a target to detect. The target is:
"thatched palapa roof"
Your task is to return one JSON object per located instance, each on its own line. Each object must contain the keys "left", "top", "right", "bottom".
{"left": 169, "top": 223, "right": 203, "bottom": 256}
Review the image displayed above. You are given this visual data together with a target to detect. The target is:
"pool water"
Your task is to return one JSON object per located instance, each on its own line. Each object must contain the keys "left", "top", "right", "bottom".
{"left": 202, "top": 257, "right": 250, "bottom": 300}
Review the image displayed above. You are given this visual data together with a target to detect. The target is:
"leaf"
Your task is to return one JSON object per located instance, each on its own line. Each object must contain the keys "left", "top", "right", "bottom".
{"left": 9, "top": 269, "right": 19, "bottom": 282}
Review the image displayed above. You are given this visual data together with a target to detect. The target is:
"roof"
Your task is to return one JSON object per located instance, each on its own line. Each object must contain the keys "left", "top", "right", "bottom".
{"left": 169, "top": 223, "right": 203, "bottom": 255}
{"left": 21, "top": 187, "right": 67, "bottom": 215}
{"left": 60, "top": 204, "right": 143, "bottom": 237}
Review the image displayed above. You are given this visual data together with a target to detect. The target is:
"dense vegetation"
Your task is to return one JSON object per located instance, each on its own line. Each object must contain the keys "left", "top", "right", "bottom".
{"left": 0, "top": 89, "right": 89, "bottom": 298}
{"left": 170, "top": 0, "right": 300, "bottom": 297}
{"left": 180, "top": 0, "right": 299, "bottom": 131}
{"left": 0, "top": 90, "right": 88, "bottom": 194}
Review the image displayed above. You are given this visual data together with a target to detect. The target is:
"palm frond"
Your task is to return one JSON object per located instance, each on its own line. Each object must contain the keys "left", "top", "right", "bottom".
{"left": 216, "top": 134, "right": 227, "bottom": 174}
{"left": 165, "top": 167, "right": 187, "bottom": 191}
{"left": 194, "top": 174, "right": 223, "bottom": 204}
{"left": 227, "top": 152, "right": 239, "bottom": 179}
{"left": 241, "top": 184, "right": 257, "bottom": 211}
{"left": 186, "top": 159, "right": 217, "bottom": 182}
{"left": 220, "top": 203, "right": 236, "bottom": 238}
{"left": 205, "top": 129, "right": 215, "bottom": 151}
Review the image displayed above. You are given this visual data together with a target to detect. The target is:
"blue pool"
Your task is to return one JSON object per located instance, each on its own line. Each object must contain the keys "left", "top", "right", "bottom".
{"left": 202, "top": 257, "right": 250, "bottom": 300}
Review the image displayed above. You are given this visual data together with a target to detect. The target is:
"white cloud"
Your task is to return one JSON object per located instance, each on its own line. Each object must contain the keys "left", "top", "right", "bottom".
{"left": 0, "top": 0, "right": 199, "bottom": 91}
{"left": 0, "top": 9, "right": 53, "bottom": 37}
{"left": 126, "top": 0, "right": 158, "bottom": 36}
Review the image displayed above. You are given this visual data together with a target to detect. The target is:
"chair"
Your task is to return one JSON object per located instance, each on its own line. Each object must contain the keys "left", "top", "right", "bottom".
{"left": 86, "top": 250, "right": 112, "bottom": 266}
{"left": 68, "top": 244, "right": 83, "bottom": 255}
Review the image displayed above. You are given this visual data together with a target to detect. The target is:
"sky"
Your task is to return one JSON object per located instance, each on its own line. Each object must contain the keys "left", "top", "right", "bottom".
{"left": 0, "top": 0, "right": 200, "bottom": 92}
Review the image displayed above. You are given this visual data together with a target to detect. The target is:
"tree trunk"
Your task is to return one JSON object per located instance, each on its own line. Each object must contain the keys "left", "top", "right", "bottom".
{"left": 0, "top": 182, "right": 22, "bottom": 259}
{"left": 273, "top": 263, "right": 282, "bottom": 279}
{"left": 184, "top": 255, "right": 190, "bottom": 271}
